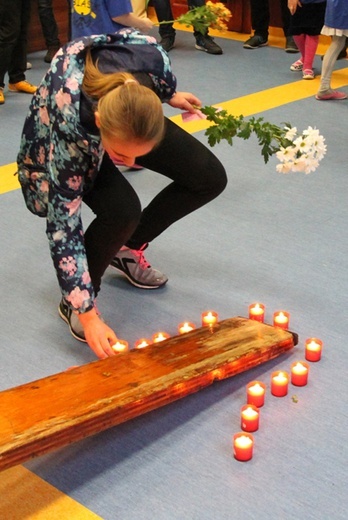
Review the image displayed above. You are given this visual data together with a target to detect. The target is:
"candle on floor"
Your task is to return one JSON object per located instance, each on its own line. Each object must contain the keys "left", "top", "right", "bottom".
{"left": 241, "top": 404, "right": 260, "bottom": 432}
{"left": 201, "top": 311, "right": 218, "bottom": 327}
{"left": 291, "top": 361, "right": 309, "bottom": 386}
{"left": 152, "top": 331, "right": 170, "bottom": 343}
{"left": 271, "top": 371, "right": 289, "bottom": 397}
{"left": 305, "top": 338, "right": 323, "bottom": 362}
{"left": 233, "top": 433, "right": 254, "bottom": 462}
{"left": 248, "top": 303, "right": 265, "bottom": 322}
{"left": 111, "top": 339, "right": 129, "bottom": 353}
{"left": 178, "top": 321, "right": 196, "bottom": 334}
{"left": 134, "top": 338, "right": 151, "bottom": 349}
{"left": 246, "top": 381, "right": 266, "bottom": 408}
{"left": 273, "top": 311, "right": 290, "bottom": 329}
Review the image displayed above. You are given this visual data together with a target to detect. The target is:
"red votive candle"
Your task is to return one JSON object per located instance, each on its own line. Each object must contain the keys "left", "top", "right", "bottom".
{"left": 271, "top": 371, "right": 289, "bottom": 397}
{"left": 178, "top": 321, "right": 196, "bottom": 334}
{"left": 248, "top": 303, "right": 265, "bottom": 322}
{"left": 273, "top": 311, "right": 290, "bottom": 329}
{"left": 134, "top": 338, "right": 152, "bottom": 349}
{"left": 246, "top": 381, "right": 266, "bottom": 408}
{"left": 152, "top": 331, "right": 170, "bottom": 343}
{"left": 233, "top": 433, "right": 254, "bottom": 462}
{"left": 201, "top": 311, "right": 218, "bottom": 327}
{"left": 241, "top": 404, "right": 259, "bottom": 432}
{"left": 291, "top": 361, "right": 309, "bottom": 386}
{"left": 305, "top": 338, "right": 323, "bottom": 362}
{"left": 111, "top": 339, "right": 129, "bottom": 353}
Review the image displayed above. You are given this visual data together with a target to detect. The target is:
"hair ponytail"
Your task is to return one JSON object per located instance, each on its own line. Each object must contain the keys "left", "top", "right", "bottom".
{"left": 82, "top": 50, "right": 165, "bottom": 144}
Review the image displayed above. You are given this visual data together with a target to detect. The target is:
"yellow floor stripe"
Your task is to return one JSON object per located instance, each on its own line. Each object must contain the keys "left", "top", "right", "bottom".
{"left": 0, "top": 465, "right": 103, "bottom": 519}
{"left": 0, "top": 162, "right": 20, "bottom": 195}
{"left": 170, "top": 68, "right": 348, "bottom": 133}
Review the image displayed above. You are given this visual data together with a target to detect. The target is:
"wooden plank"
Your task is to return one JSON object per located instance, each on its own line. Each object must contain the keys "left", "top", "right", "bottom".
{"left": 0, "top": 317, "right": 296, "bottom": 471}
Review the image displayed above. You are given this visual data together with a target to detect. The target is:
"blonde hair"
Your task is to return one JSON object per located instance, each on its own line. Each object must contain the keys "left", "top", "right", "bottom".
{"left": 82, "top": 50, "right": 165, "bottom": 144}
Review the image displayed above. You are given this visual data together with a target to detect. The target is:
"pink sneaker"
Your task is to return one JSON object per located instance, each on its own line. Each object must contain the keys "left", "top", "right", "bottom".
{"left": 303, "top": 69, "right": 315, "bottom": 80}
{"left": 290, "top": 59, "right": 303, "bottom": 71}
{"left": 316, "top": 90, "right": 347, "bottom": 100}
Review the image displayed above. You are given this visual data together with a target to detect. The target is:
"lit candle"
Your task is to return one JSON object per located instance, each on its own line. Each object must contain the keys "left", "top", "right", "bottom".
{"left": 271, "top": 371, "right": 289, "bottom": 397}
{"left": 211, "top": 368, "right": 224, "bottom": 381}
{"left": 305, "top": 338, "right": 323, "bottom": 362}
{"left": 201, "top": 311, "right": 218, "bottom": 327}
{"left": 273, "top": 311, "right": 290, "bottom": 330}
{"left": 111, "top": 339, "right": 129, "bottom": 353}
{"left": 152, "top": 331, "right": 170, "bottom": 343}
{"left": 246, "top": 381, "right": 266, "bottom": 408}
{"left": 241, "top": 404, "right": 259, "bottom": 432}
{"left": 233, "top": 433, "right": 254, "bottom": 462}
{"left": 134, "top": 338, "right": 151, "bottom": 349}
{"left": 291, "top": 361, "right": 309, "bottom": 386}
{"left": 248, "top": 303, "right": 265, "bottom": 322}
{"left": 178, "top": 321, "right": 196, "bottom": 334}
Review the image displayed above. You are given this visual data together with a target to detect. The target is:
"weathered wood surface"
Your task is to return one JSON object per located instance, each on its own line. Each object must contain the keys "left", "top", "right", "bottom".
{"left": 0, "top": 317, "right": 296, "bottom": 471}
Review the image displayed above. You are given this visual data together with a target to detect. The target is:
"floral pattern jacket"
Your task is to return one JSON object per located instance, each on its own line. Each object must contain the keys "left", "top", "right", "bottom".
{"left": 17, "top": 29, "right": 177, "bottom": 313}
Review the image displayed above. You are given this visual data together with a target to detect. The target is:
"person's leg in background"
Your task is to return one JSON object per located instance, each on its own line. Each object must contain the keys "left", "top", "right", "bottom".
{"left": 152, "top": 0, "right": 176, "bottom": 52}
{"left": 37, "top": 0, "right": 61, "bottom": 63}
{"left": 243, "top": 0, "right": 269, "bottom": 49}
{"left": 280, "top": 0, "right": 298, "bottom": 52}
{"left": 316, "top": 35, "right": 348, "bottom": 100}
{"left": 0, "top": 0, "right": 36, "bottom": 104}
{"left": 153, "top": 0, "right": 222, "bottom": 55}
{"left": 188, "top": 0, "right": 223, "bottom": 55}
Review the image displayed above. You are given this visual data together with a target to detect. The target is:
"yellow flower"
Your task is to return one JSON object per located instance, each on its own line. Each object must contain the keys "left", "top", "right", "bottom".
{"left": 154, "top": 2, "right": 232, "bottom": 35}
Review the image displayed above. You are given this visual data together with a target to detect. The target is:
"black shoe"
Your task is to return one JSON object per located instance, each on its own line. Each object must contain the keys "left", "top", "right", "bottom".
{"left": 44, "top": 46, "right": 60, "bottom": 63}
{"left": 243, "top": 35, "right": 268, "bottom": 49}
{"left": 159, "top": 35, "right": 175, "bottom": 52}
{"left": 285, "top": 36, "right": 299, "bottom": 53}
{"left": 58, "top": 298, "right": 86, "bottom": 342}
{"left": 195, "top": 34, "right": 223, "bottom": 55}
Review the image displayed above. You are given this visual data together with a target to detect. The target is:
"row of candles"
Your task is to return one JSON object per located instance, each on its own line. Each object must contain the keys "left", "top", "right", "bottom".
{"left": 111, "top": 310, "right": 220, "bottom": 353}
{"left": 111, "top": 306, "right": 323, "bottom": 365}
{"left": 112, "top": 305, "right": 291, "bottom": 353}
{"left": 233, "top": 304, "right": 323, "bottom": 461}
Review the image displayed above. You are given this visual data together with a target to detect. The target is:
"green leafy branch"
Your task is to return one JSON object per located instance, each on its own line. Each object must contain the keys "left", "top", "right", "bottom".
{"left": 200, "top": 106, "right": 293, "bottom": 164}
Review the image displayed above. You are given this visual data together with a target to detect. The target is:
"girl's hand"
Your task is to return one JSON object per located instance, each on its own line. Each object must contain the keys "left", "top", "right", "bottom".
{"left": 168, "top": 91, "right": 202, "bottom": 114}
{"left": 78, "top": 309, "right": 118, "bottom": 359}
{"left": 288, "top": 0, "right": 301, "bottom": 15}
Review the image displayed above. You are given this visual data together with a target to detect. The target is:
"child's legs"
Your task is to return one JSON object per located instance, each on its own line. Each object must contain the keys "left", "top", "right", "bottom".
{"left": 293, "top": 34, "right": 305, "bottom": 61}
{"left": 318, "top": 36, "right": 347, "bottom": 93}
{"left": 302, "top": 34, "right": 319, "bottom": 70}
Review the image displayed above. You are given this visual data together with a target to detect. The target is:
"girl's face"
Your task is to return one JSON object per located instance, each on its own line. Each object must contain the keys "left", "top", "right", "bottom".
{"left": 102, "top": 135, "right": 156, "bottom": 167}
{"left": 94, "top": 110, "right": 157, "bottom": 167}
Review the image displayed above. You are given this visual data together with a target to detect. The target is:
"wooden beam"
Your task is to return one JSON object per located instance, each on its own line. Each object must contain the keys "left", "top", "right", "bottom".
{"left": 0, "top": 317, "right": 296, "bottom": 471}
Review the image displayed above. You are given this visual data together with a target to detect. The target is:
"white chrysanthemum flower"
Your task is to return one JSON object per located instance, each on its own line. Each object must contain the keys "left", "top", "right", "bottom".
{"left": 275, "top": 126, "right": 326, "bottom": 174}
{"left": 284, "top": 126, "right": 297, "bottom": 141}
{"left": 276, "top": 162, "right": 293, "bottom": 174}
{"left": 276, "top": 145, "right": 297, "bottom": 162}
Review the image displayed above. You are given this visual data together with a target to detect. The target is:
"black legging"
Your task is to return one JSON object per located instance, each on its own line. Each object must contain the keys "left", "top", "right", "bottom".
{"left": 83, "top": 117, "right": 227, "bottom": 294}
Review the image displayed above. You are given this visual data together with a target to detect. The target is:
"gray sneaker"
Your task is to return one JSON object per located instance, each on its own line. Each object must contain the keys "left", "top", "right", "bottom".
{"left": 243, "top": 35, "right": 268, "bottom": 49}
{"left": 58, "top": 298, "right": 86, "bottom": 342}
{"left": 110, "top": 245, "right": 168, "bottom": 289}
